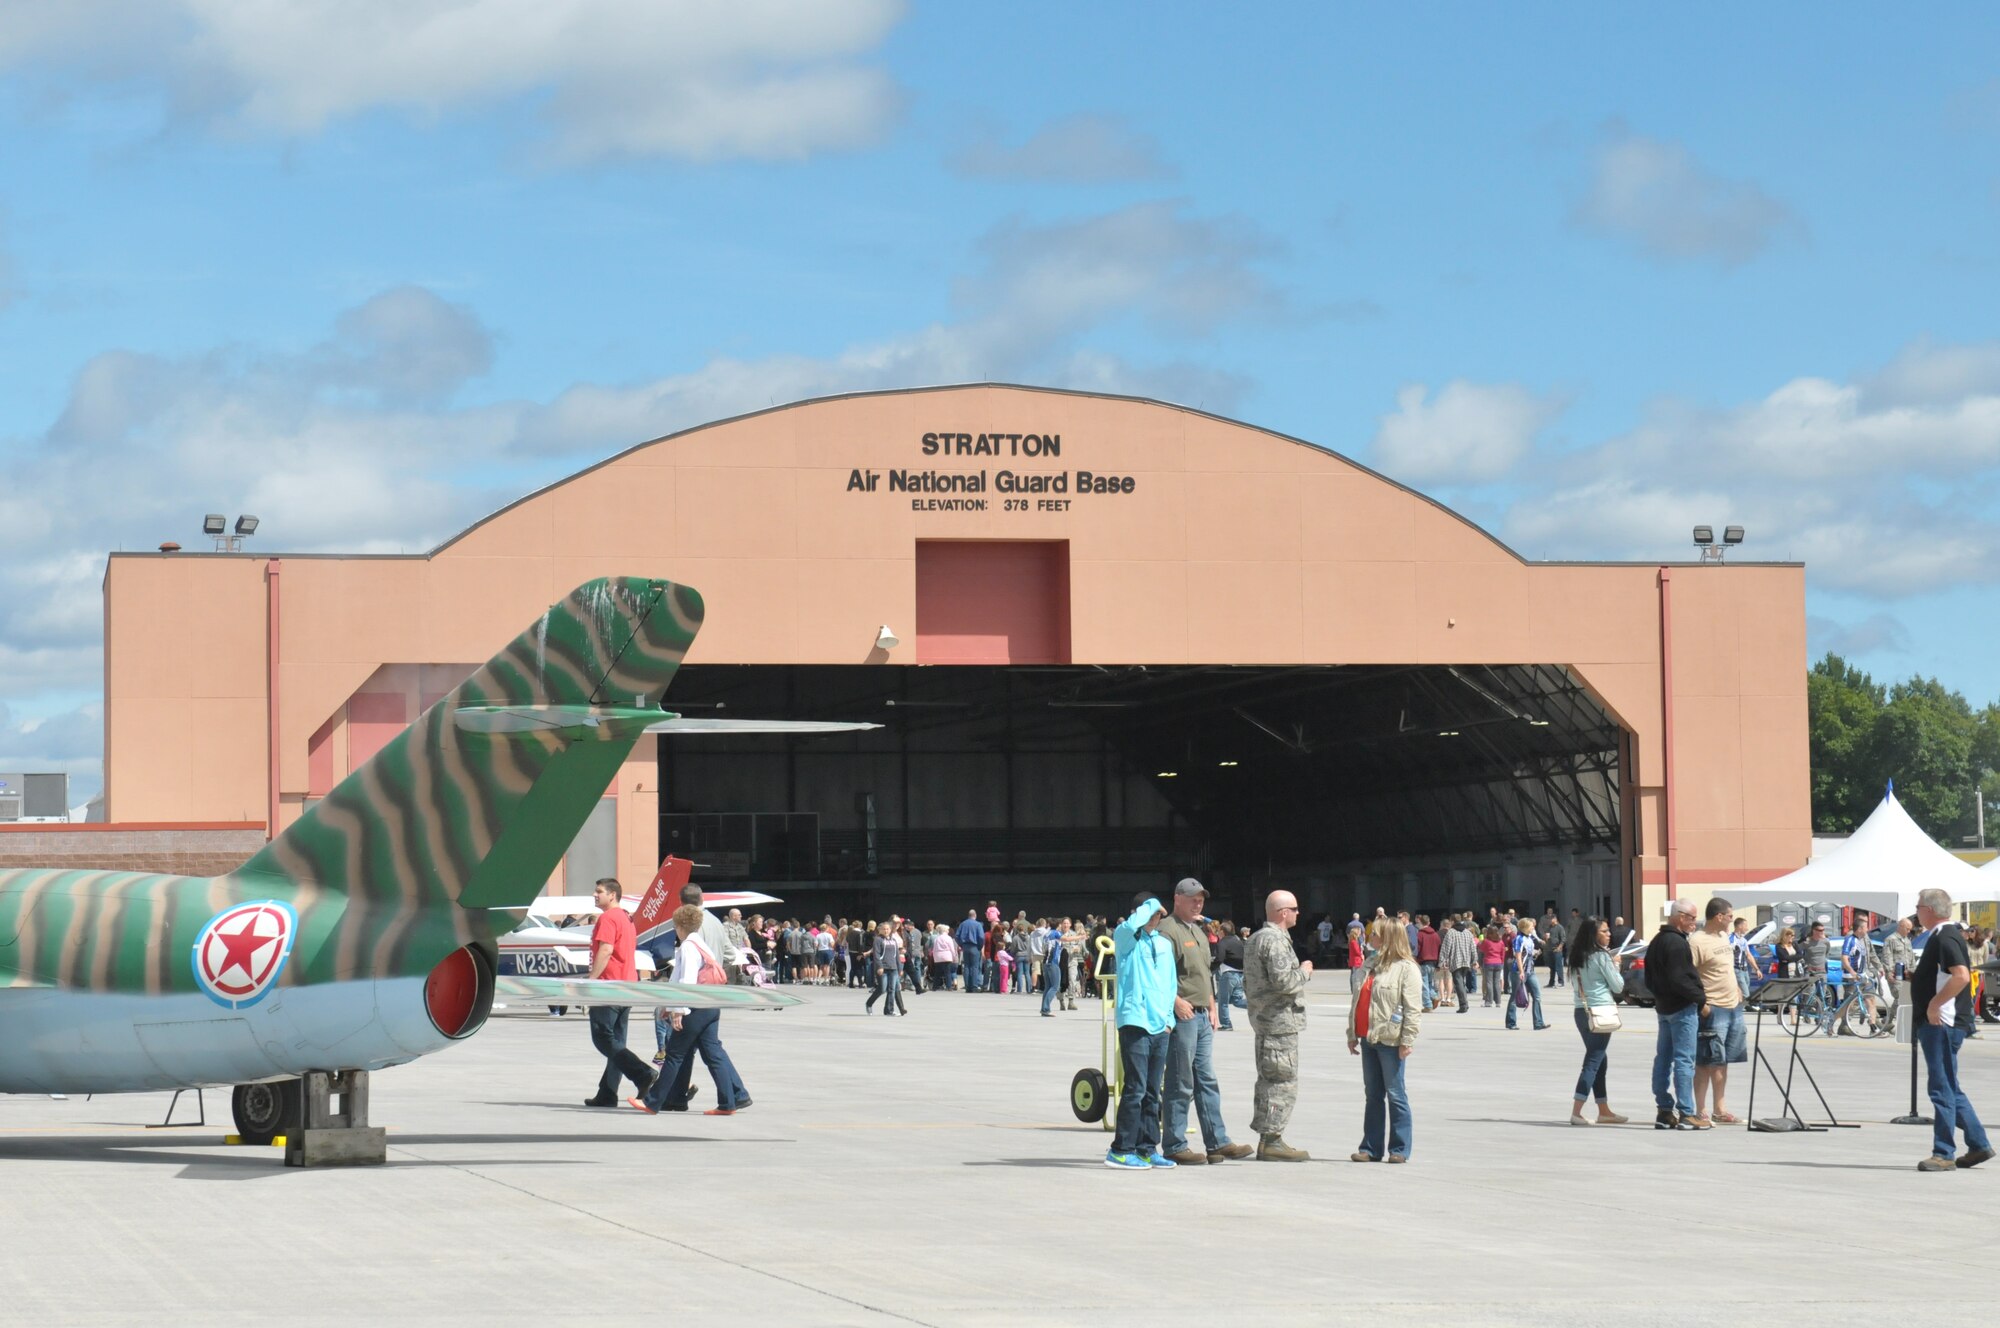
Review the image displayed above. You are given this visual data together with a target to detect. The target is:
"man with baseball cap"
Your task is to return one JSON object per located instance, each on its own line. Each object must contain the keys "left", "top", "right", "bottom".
{"left": 1157, "top": 878, "right": 1254, "bottom": 1165}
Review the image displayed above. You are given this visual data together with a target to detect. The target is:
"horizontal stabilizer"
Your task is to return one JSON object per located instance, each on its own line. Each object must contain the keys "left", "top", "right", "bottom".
{"left": 454, "top": 705, "right": 666, "bottom": 738}
{"left": 646, "top": 718, "right": 881, "bottom": 736}
{"left": 492, "top": 975, "right": 803, "bottom": 1010}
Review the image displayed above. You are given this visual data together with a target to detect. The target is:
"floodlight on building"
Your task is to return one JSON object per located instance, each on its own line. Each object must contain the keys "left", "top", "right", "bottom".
{"left": 1694, "top": 521, "right": 1741, "bottom": 563}
{"left": 1438, "top": 730, "right": 1460, "bottom": 737}
{"left": 1156, "top": 770, "right": 1178, "bottom": 778}
{"left": 206, "top": 513, "right": 259, "bottom": 552}
{"left": 875, "top": 625, "right": 900, "bottom": 651}
{"left": 1218, "top": 760, "right": 1239, "bottom": 768}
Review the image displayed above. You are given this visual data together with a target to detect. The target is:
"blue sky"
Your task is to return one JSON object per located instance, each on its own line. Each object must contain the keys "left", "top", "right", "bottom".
{"left": 4, "top": 2, "right": 2000, "bottom": 802}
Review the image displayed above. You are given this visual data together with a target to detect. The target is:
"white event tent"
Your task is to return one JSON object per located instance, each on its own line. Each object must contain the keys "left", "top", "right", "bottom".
{"left": 1717, "top": 790, "right": 2000, "bottom": 920}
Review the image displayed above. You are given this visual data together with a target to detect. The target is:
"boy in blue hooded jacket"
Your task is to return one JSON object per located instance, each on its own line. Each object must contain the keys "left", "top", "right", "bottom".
{"left": 1107, "top": 892, "right": 1177, "bottom": 1168}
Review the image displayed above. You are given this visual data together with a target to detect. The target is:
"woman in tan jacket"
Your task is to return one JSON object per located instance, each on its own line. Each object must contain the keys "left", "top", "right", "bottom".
{"left": 1347, "top": 918, "right": 1422, "bottom": 1163}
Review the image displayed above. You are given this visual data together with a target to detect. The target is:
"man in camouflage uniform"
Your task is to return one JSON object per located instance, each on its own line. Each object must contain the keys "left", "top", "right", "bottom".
{"left": 1243, "top": 889, "right": 1313, "bottom": 1161}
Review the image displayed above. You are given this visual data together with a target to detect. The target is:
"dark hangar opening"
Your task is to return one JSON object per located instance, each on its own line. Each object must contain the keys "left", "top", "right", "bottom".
{"left": 657, "top": 663, "right": 1624, "bottom": 922}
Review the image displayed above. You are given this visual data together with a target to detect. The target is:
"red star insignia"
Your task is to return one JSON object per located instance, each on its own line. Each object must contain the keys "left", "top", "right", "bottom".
{"left": 214, "top": 914, "right": 278, "bottom": 982}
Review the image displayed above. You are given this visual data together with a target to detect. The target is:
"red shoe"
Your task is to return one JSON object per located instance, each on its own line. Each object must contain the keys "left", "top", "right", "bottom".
{"left": 627, "top": 1097, "right": 658, "bottom": 1115}
{"left": 703, "top": 1108, "right": 736, "bottom": 1116}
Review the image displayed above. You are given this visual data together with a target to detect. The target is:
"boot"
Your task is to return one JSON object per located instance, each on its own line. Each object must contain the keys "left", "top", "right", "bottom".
{"left": 1257, "top": 1135, "right": 1309, "bottom": 1162}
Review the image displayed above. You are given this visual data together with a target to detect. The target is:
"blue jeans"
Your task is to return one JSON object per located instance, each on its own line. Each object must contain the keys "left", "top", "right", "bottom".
{"left": 588, "top": 1006, "right": 653, "bottom": 1101}
{"left": 1216, "top": 970, "right": 1246, "bottom": 1027}
{"left": 1572, "top": 1007, "right": 1611, "bottom": 1103}
{"left": 880, "top": 967, "right": 901, "bottom": 1014}
{"left": 1505, "top": 969, "right": 1546, "bottom": 1029}
{"left": 1163, "top": 1012, "right": 1231, "bottom": 1155}
{"left": 1359, "top": 1042, "right": 1412, "bottom": 1158}
{"left": 961, "top": 953, "right": 982, "bottom": 992}
{"left": 1113, "top": 1026, "right": 1169, "bottom": 1157}
{"left": 1041, "top": 955, "right": 1063, "bottom": 1013}
{"left": 1918, "top": 1023, "right": 1991, "bottom": 1160}
{"left": 1652, "top": 1005, "right": 1698, "bottom": 1116}
{"left": 643, "top": 1008, "right": 745, "bottom": 1111}
{"left": 1550, "top": 951, "right": 1567, "bottom": 986}
{"left": 1419, "top": 961, "right": 1437, "bottom": 1008}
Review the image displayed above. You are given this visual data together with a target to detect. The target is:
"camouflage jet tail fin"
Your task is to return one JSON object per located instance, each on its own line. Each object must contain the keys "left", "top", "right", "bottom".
{"left": 230, "top": 577, "right": 703, "bottom": 914}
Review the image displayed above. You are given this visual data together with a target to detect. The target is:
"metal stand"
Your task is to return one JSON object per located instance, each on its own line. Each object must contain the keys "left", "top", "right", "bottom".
{"left": 146, "top": 1088, "right": 206, "bottom": 1130}
{"left": 1890, "top": 1004, "right": 1932, "bottom": 1126}
{"left": 1745, "top": 978, "right": 1853, "bottom": 1132}
{"left": 284, "top": 1070, "right": 386, "bottom": 1168}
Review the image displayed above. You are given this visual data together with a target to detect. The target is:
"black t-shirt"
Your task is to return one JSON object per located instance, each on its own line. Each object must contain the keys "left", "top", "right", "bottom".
{"left": 1914, "top": 924, "right": 1975, "bottom": 1027}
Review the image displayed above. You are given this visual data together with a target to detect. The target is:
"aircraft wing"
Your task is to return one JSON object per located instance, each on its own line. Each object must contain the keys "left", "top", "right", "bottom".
{"left": 491, "top": 976, "right": 803, "bottom": 1009}
{"left": 645, "top": 718, "right": 881, "bottom": 735}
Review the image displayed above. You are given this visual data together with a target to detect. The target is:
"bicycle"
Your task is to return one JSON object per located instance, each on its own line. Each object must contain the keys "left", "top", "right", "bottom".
{"left": 1770, "top": 967, "right": 1890, "bottom": 1039}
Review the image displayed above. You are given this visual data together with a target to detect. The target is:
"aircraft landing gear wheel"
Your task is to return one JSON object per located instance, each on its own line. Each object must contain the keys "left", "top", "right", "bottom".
{"left": 1070, "top": 1068, "right": 1109, "bottom": 1123}
{"left": 232, "top": 1080, "right": 300, "bottom": 1145}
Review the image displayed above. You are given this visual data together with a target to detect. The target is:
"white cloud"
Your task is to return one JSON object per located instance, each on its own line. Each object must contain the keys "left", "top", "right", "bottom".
{"left": 0, "top": 702, "right": 102, "bottom": 803}
{"left": 950, "top": 114, "right": 1173, "bottom": 183}
{"left": 1808, "top": 614, "right": 1911, "bottom": 659}
{"left": 1861, "top": 337, "right": 2000, "bottom": 409}
{"left": 1371, "top": 381, "right": 1562, "bottom": 484}
{"left": 1498, "top": 342, "right": 2000, "bottom": 597}
{"left": 522, "top": 199, "right": 1281, "bottom": 450}
{"left": 0, "top": 198, "right": 1284, "bottom": 735}
{"left": 1575, "top": 126, "right": 1802, "bottom": 266}
{"left": 0, "top": 0, "right": 907, "bottom": 164}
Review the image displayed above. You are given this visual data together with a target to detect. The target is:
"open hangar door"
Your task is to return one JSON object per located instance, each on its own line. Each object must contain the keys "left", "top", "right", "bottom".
{"left": 657, "top": 663, "right": 1625, "bottom": 926}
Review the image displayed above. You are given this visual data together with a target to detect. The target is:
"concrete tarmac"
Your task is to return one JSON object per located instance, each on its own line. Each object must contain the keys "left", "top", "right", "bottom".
{"left": 2, "top": 980, "right": 1994, "bottom": 1326}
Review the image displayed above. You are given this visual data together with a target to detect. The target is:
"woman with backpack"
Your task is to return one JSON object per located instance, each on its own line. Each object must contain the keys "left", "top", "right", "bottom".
{"left": 1567, "top": 916, "right": 1630, "bottom": 1126}
{"left": 1346, "top": 918, "right": 1422, "bottom": 1163}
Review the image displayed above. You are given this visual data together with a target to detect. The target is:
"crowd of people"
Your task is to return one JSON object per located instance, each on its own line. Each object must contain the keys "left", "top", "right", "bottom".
{"left": 572, "top": 873, "right": 1992, "bottom": 1175}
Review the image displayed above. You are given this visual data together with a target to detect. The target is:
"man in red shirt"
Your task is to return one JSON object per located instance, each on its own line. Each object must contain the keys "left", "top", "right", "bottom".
{"left": 584, "top": 878, "right": 657, "bottom": 1107}
{"left": 1416, "top": 915, "right": 1443, "bottom": 1011}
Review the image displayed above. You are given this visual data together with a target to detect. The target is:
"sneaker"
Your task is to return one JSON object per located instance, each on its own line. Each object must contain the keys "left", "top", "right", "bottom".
{"left": 1957, "top": 1146, "right": 1995, "bottom": 1169}
{"left": 651, "top": 1051, "right": 666, "bottom": 1065}
{"left": 1147, "top": 1151, "right": 1178, "bottom": 1169}
{"left": 732, "top": 1096, "right": 753, "bottom": 1111}
{"left": 1208, "top": 1142, "right": 1254, "bottom": 1162}
{"left": 1103, "top": 1151, "right": 1149, "bottom": 1170}
{"left": 582, "top": 1096, "right": 619, "bottom": 1108}
{"left": 1918, "top": 1156, "right": 1956, "bottom": 1172}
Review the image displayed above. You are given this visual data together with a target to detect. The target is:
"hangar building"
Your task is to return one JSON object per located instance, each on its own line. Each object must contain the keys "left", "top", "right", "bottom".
{"left": 98, "top": 385, "right": 1809, "bottom": 925}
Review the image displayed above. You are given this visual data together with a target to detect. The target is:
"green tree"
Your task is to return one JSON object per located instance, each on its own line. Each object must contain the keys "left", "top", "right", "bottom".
{"left": 1860, "top": 676, "right": 1976, "bottom": 842}
{"left": 1807, "top": 653, "right": 1883, "bottom": 832}
{"left": 1805, "top": 660, "right": 2000, "bottom": 844}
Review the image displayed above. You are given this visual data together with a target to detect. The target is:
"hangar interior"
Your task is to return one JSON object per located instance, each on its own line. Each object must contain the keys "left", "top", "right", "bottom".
{"left": 658, "top": 662, "right": 1627, "bottom": 923}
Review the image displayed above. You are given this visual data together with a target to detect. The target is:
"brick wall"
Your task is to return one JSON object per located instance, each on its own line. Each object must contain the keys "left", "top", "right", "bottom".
{"left": 0, "top": 824, "right": 267, "bottom": 877}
